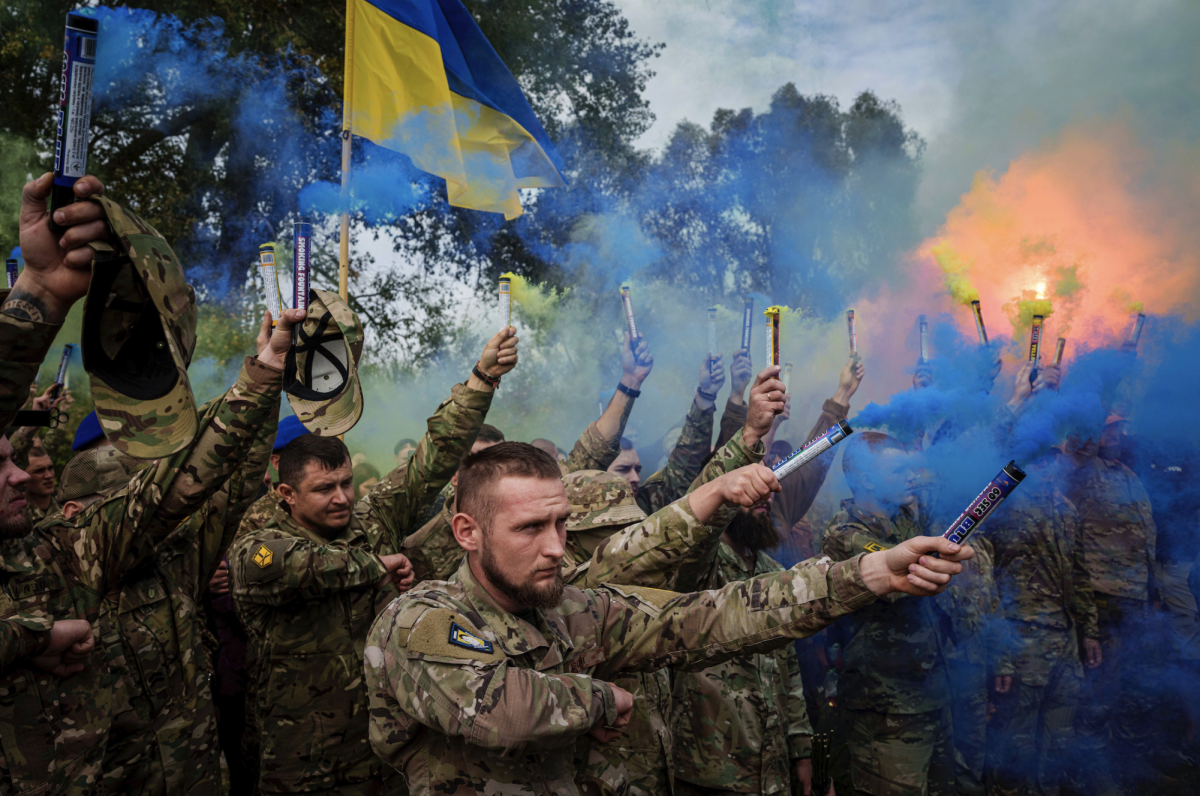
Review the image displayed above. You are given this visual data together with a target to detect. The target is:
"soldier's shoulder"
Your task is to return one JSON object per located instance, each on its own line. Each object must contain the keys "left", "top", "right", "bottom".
{"left": 755, "top": 550, "right": 786, "bottom": 574}
{"left": 373, "top": 586, "right": 504, "bottom": 664}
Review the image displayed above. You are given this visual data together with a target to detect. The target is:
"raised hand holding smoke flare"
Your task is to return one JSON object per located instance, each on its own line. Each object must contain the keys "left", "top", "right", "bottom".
{"left": 498, "top": 275, "right": 512, "bottom": 331}
{"left": 49, "top": 13, "right": 98, "bottom": 235}
{"left": 772, "top": 420, "right": 853, "bottom": 481}
{"left": 764, "top": 306, "right": 781, "bottom": 368}
{"left": 620, "top": 284, "right": 640, "bottom": 340}
{"left": 971, "top": 300, "right": 989, "bottom": 345}
{"left": 940, "top": 461, "right": 1026, "bottom": 548}
{"left": 258, "top": 243, "right": 283, "bottom": 327}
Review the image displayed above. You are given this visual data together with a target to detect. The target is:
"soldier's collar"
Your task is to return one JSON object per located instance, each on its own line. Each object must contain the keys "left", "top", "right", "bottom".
{"left": 841, "top": 500, "right": 902, "bottom": 539}
{"left": 453, "top": 557, "right": 574, "bottom": 665}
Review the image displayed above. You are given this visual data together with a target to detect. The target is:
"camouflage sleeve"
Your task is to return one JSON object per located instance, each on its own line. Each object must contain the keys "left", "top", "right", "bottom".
{"left": 1063, "top": 496, "right": 1100, "bottom": 639}
{"left": 403, "top": 504, "right": 465, "bottom": 583}
{"left": 716, "top": 396, "right": 748, "bottom": 450}
{"left": 773, "top": 398, "right": 847, "bottom": 532}
{"left": 60, "top": 356, "right": 283, "bottom": 595}
{"left": 637, "top": 399, "right": 714, "bottom": 515}
{"left": 562, "top": 420, "right": 620, "bottom": 474}
{"left": 229, "top": 529, "right": 388, "bottom": 605}
{"left": 578, "top": 494, "right": 713, "bottom": 591}
{"left": 356, "top": 382, "right": 493, "bottom": 552}
{"left": 365, "top": 601, "right": 618, "bottom": 758}
{"left": 784, "top": 646, "right": 813, "bottom": 760}
{"left": 196, "top": 406, "right": 280, "bottom": 587}
{"left": 0, "top": 295, "right": 62, "bottom": 430}
{"left": 0, "top": 615, "right": 53, "bottom": 669}
{"left": 592, "top": 553, "right": 877, "bottom": 677}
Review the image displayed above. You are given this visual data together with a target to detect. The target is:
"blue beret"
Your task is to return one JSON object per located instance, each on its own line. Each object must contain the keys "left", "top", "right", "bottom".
{"left": 72, "top": 411, "right": 106, "bottom": 451}
{"left": 273, "top": 415, "right": 310, "bottom": 452}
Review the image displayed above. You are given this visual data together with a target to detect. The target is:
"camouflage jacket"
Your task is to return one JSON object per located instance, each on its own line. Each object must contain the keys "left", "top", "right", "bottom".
{"left": 637, "top": 399, "right": 714, "bottom": 516}
{"left": 771, "top": 398, "right": 848, "bottom": 534}
{"left": 1065, "top": 454, "right": 1158, "bottom": 601}
{"left": 364, "top": 547, "right": 877, "bottom": 796}
{"left": 0, "top": 289, "right": 62, "bottom": 432}
{"left": 822, "top": 500, "right": 950, "bottom": 713}
{"left": 229, "top": 382, "right": 492, "bottom": 793}
{"left": 0, "top": 356, "right": 282, "bottom": 795}
{"left": 235, "top": 484, "right": 279, "bottom": 544}
{"left": 936, "top": 536, "right": 1012, "bottom": 673}
{"left": 98, "top": 408, "right": 278, "bottom": 795}
{"left": 671, "top": 542, "right": 811, "bottom": 795}
{"left": 565, "top": 430, "right": 766, "bottom": 796}
{"left": 717, "top": 396, "right": 748, "bottom": 451}
{"left": 406, "top": 418, "right": 627, "bottom": 585}
{"left": 987, "top": 469, "right": 1099, "bottom": 684}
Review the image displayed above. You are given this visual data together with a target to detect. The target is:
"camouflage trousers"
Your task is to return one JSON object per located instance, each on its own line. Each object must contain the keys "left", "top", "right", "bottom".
{"left": 842, "top": 707, "right": 953, "bottom": 796}
{"left": 577, "top": 672, "right": 673, "bottom": 796}
{"left": 987, "top": 658, "right": 1081, "bottom": 796}
{"left": 945, "top": 660, "right": 988, "bottom": 796}
{"left": 1075, "top": 595, "right": 1155, "bottom": 791}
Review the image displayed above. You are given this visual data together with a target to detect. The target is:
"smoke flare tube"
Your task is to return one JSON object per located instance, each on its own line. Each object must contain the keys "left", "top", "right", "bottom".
{"left": 782, "top": 363, "right": 793, "bottom": 394}
{"left": 49, "top": 344, "right": 73, "bottom": 400}
{"left": 707, "top": 307, "right": 718, "bottom": 374}
{"left": 620, "top": 284, "right": 640, "bottom": 340}
{"left": 1053, "top": 337, "right": 1066, "bottom": 367}
{"left": 772, "top": 420, "right": 852, "bottom": 481}
{"left": 498, "top": 276, "right": 512, "bottom": 331}
{"left": 939, "top": 461, "right": 1027, "bottom": 548}
{"left": 1126, "top": 313, "right": 1146, "bottom": 350}
{"left": 1028, "top": 314, "right": 1044, "bottom": 383}
{"left": 971, "top": 300, "right": 989, "bottom": 345}
{"left": 292, "top": 221, "right": 312, "bottom": 315}
{"left": 49, "top": 14, "right": 98, "bottom": 235}
{"left": 5, "top": 259, "right": 16, "bottom": 289}
{"left": 258, "top": 243, "right": 283, "bottom": 327}
{"left": 764, "top": 306, "right": 781, "bottom": 368}
{"left": 741, "top": 297, "right": 754, "bottom": 352}
{"left": 847, "top": 309, "right": 858, "bottom": 360}
{"left": 918, "top": 315, "right": 930, "bottom": 364}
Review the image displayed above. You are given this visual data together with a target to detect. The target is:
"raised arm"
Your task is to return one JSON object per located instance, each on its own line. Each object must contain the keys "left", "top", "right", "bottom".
{"left": 357, "top": 329, "right": 516, "bottom": 549}
{"left": 230, "top": 529, "right": 392, "bottom": 606}
{"left": 562, "top": 332, "right": 653, "bottom": 473}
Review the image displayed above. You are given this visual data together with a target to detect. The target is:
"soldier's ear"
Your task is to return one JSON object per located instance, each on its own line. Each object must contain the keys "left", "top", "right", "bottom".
{"left": 276, "top": 481, "right": 298, "bottom": 506}
{"left": 451, "top": 512, "right": 481, "bottom": 552}
{"left": 63, "top": 500, "right": 84, "bottom": 520}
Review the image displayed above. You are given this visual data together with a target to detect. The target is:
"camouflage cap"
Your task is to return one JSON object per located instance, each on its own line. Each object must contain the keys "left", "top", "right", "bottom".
{"left": 82, "top": 196, "right": 199, "bottom": 460}
{"left": 284, "top": 288, "right": 364, "bottom": 436}
{"left": 57, "top": 445, "right": 151, "bottom": 503}
{"left": 562, "top": 469, "right": 647, "bottom": 533}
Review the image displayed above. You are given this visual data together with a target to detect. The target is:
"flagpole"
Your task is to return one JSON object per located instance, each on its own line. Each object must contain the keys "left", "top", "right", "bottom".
{"left": 338, "top": 0, "right": 356, "bottom": 303}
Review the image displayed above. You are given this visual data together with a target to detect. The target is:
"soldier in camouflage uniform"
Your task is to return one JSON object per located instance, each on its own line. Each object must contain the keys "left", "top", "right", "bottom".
{"left": 0, "top": 173, "right": 294, "bottom": 794}
{"left": 229, "top": 328, "right": 517, "bottom": 796}
{"left": 560, "top": 367, "right": 783, "bottom": 796}
{"left": 669, "top": 360, "right": 861, "bottom": 796}
{"left": 985, "top": 455, "right": 1100, "bottom": 796}
{"left": 821, "top": 432, "right": 953, "bottom": 796}
{"left": 1062, "top": 424, "right": 1157, "bottom": 791}
{"left": 363, "top": 442, "right": 974, "bottom": 796}
{"left": 405, "top": 334, "right": 656, "bottom": 584}
{"left": 617, "top": 350, "right": 724, "bottom": 516}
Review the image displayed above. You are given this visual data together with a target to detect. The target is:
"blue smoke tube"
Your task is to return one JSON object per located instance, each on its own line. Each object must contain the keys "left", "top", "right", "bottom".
{"left": 5, "top": 259, "right": 17, "bottom": 289}
{"left": 940, "top": 461, "right": 1027, "bottom": 547}
{"left": 49, "top": 344, "right": 74, "bottom": 400}
{"left": 50, "top": 13, "right": 99, "bottom": 234}
{"left": 772, "top": 420, "right": 853, "bottom": 481}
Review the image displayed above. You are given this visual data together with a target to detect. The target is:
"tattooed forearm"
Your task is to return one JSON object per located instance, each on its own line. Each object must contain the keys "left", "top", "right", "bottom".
{"left": 2, "top": 288, "right": 59, "bottom": 324}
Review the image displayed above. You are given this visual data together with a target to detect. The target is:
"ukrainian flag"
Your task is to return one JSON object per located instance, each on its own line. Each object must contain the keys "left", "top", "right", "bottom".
{"left": 343, "top": 0, "right": 567, "bottom": 219}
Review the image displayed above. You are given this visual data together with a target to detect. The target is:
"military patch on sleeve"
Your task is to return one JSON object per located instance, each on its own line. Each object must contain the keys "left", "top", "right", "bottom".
{"left": 241, "top": 538, "right": 291, "bottom": 583}
{"left": 862, "top": 541, "right": 889, "bottom": 553}
{"left": 405, "top": 608, "right": 502, "bottom": 663}
{"left": 448, "top": 622, "right": 494, "bottom": 654}
{"left": 252, "top": 545, "right": 273, "bottom": 568}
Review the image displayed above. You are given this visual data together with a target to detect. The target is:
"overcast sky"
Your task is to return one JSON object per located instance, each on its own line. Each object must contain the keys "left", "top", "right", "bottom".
{"left": 611, "top": 0, "right": 1200, "bottom": 232}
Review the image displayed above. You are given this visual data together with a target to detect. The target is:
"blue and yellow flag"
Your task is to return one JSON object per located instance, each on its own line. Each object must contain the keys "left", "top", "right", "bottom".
{"left": 343, "top": 0, "right": 567, "bottom": 219}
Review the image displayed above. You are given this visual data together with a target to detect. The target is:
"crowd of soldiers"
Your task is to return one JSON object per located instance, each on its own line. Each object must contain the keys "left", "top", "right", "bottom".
{"left": 0, "top": 171, "right": 1194, "bottom": 796}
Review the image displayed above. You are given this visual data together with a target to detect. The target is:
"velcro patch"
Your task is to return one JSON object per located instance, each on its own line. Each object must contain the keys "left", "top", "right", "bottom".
{"left": 449, "top": 622, "right": 494, "bottom": 654}
{"left": 862, "top": 541, "right": 889, "bottom": 553}
{"left": 252, "top": 545, "right": 273, "bottom": 568}
{"left": 241, "top": 538, "right": 290, "bottom": 583}
{"left": 406, "top": 608, "right": 502, "bottom": 663}
{"left": 603, "top": 583, "right": 682, "bottom": 615}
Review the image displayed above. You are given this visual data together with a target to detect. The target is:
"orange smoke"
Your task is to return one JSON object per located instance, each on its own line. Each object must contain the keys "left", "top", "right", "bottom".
{"left": 915, "top": 122, "right": 1200, "bottom": 359}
